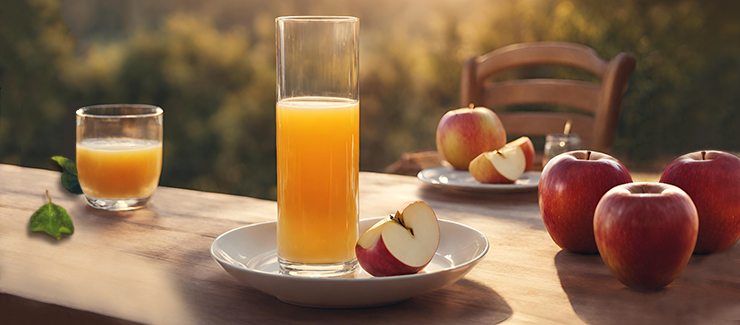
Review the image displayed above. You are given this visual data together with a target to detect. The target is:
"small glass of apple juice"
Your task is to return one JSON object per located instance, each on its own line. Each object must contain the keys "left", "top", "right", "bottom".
{"left": 76, "top": 104, "right": 163, "bottom": 211}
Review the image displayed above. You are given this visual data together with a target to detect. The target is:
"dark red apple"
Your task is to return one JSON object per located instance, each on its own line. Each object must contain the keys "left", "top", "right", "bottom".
{"left": 594, "top": 182, "right": 698, "bottom": 291}
{"left": 539, "top": 150, "right": 632, "bottom": 253}
{"left": 660, "top": 150, "right": 740, "bottom": 253}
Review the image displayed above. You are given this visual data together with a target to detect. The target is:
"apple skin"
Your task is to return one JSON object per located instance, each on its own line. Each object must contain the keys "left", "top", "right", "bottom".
{"left": 509, "top": 136, "right": 536, "bottom": 171}
{"left": 539, "top": 150, "right": 633, "bottom": 253}
{"left": 436, "top": 106, "right": 507, "bottom": 170}
{"left": 355, "top": 234, "right": 423, "bottom": 276}
{"left": 659, "top": 150, "right": 740, "bottom": 253}
{"left": 594, "top": 182, "right": 698, "bottom": 291}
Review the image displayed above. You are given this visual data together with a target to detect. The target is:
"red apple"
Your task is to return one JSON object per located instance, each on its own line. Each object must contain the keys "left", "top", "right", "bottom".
{"left": 436, "top": 105, "right": 506, "bottom": 170}
{"left": 507, "top": 136, "right": 535, "bottom": 171}
{"left": 539, "top": 150, "right": 632, "bottom": 253}
{"left": 659, "top": 150, "right": 740, "bottom": 253}
{"left": 468, "top": 144, "right": 526, "bottom": 184}
{"left": 356, "top": 201, "right": 440, "bottom": 277}
{"left": 594, "top": 182, "right": 698, "bottom": 291}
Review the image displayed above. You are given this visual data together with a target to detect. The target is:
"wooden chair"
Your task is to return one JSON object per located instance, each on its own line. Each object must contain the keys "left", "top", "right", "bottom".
{"left": 384, "top": 42, "right": 635, "bottom": 175}
{"left": 461, "top": 42, "right": 636, "bottom": 152}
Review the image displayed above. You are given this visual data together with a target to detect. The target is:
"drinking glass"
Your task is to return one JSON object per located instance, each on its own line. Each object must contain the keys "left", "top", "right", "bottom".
{"left": 542, "top": 133, "right": 581, "bottom": 168}
{"left": 76, "top": 104, "right": 163, "bottom": 211}
{"left": 276, "top": 16, "right": 360, "bottom": 277}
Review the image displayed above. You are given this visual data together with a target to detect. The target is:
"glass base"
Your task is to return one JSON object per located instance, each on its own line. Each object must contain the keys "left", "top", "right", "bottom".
{"left": 84, "top": 195, "right": 151, "bottom": 211}
{"left": 279, "top": 257, "right": 358, "bottom": 278}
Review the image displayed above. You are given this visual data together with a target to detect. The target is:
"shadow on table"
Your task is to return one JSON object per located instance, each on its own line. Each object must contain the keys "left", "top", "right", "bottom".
{"left": 555, "top": 247, "right": 740, "bottom": 325}
{"left": 1, "top": 293, "right": 141, "bottom": 325}
{"left": 418, "top": 184, "right": 539, "bottom": 205}
{"left": 178, "top": 260, "right": 512, "bottom": 324}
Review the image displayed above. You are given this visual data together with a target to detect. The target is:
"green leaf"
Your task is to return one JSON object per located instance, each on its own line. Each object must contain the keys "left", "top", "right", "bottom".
{"left": 30, "top": 191, "right": 75, "bottom": 240}
{"left": 52, "top": 156, "right": 83, "bottom": 195}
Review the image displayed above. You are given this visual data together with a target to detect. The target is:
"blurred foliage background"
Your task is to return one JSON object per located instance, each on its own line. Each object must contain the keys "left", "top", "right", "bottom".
{"left": 1, "top": 0, "right": 739, "bottom": 200}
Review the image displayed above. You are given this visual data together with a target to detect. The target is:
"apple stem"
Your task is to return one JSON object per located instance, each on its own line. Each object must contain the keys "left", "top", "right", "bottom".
{"left": 495, "top": 150, "right": 505, "bottom": 157}
{"left": 468, "top": 103, "right": 475, "bottom": 109}
{"left": 701, "top": 150, "right": 706, "bottom": 160}
{"left": 586, "top": 150, "right": 592, "bottom": 160}
{"left": 45, "top": 190, "right": 52, "bottom": 203}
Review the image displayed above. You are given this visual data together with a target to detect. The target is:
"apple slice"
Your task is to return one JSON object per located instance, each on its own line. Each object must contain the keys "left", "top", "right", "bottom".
{"left": 507, "top": 136, "right": 535, "bottom": 171}
{"left": 468, "top": 144, "right": 526, "bottom": 184}
{"left": 356, "top": 201, "right": 441, "bottom": 277}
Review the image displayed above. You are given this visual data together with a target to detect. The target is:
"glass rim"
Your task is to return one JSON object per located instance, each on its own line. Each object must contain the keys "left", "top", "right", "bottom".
{"left": 76, "top": 104, "right": 163, "bottom": 119}
{"left": 275, "top": 16, "right": 358, "bottom": 23}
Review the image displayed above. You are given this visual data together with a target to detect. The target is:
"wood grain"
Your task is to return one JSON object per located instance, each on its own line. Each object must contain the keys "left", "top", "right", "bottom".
{"left": 474, "top": 42, "right": 609, "bottom": 80}
{"left": 1, "top": 164, "right": 739, "bottom": 324}
{"left": 482, "top": 79, "right": 602, "bottom": 114}
{"left": 460, "top": 42, "right": 636, "bottom": 154}
{"left": 497, "top": 112, "right": 595, "bottom": 141}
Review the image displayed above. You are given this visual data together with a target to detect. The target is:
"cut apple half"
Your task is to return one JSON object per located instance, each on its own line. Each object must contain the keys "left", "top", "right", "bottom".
{"left": 356, "top": 201, "right": 441, "bottom": 277}
{"left": 468, "top": 144, "right": 526, "bottom": 184}
{"left": 507, "top": 136, "right": 535, "bottom": 171}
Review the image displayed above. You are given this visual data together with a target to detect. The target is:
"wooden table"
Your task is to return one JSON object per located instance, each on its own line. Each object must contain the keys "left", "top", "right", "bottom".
{"left": 1, "top": 164, "right": 739, "bottom": 324}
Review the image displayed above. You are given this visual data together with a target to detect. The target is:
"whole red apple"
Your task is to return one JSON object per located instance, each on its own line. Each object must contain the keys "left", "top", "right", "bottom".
{"left": 435, "top": 105, "right": 506, "bottom": 170}
{"left": 539, "top": 150, "right": 632, "bottom": 253}
{"left": 660, "top": 150, "right": 740, "bottom": 253}
{"left": 594, "top": 182, "right": 698, "bottom": 291}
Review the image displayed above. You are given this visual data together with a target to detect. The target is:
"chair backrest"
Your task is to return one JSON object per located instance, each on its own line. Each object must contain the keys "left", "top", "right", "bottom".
{"left": 460, "top": 42, "right": 635, "bottom": 152}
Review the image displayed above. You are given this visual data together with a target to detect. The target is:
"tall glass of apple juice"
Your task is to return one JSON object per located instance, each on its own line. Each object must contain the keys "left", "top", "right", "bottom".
{"left": 276, "top": 16, "right": 360, "bottom": 277}
{"left": 76, "top": 104, "right": 163, "bottom": 211}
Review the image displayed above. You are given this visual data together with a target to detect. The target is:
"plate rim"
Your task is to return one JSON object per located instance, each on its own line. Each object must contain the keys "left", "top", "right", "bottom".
{"left": 210, "top": 217, "right": 490, "bottom": 283}
{"left": 417, "top": 166, "right": 540, "bottom": 191}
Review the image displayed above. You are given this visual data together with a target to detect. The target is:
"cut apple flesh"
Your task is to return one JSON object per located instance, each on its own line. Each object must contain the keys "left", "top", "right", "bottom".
{"left": 485, "top": 146, "right": 525, "bottom": 181}
{"left": 356, "top": 201, "right": 441, "bottom": 275}
{"left": 468, "top": 145, "right": 526, "bottom": 184}
{"left": 507, "top": 136, "right": 535, "bottom": 171}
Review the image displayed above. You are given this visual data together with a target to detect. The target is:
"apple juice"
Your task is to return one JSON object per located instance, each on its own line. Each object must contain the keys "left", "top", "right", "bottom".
{"left": 77, "top": 139, "right": 162, "bottom": 199}
{"left": 276, "top": 97, "right": 360, "bottom": 264}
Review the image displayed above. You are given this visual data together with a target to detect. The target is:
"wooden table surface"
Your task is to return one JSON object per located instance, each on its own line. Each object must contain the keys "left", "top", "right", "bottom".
{"left": 1, "top": 164, "right": 739, "bottom": 324}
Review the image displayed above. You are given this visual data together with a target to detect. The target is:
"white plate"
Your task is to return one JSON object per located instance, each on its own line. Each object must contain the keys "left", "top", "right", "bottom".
{"left": 210, "top": 217, "right": 489, "bottom": 308}
{"left": 418, "top": 166, "right": 540, "bottom": 193}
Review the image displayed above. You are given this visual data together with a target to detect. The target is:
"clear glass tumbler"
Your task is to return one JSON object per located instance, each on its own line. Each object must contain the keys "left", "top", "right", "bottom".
{"left": 276, "top": 16, "right": 360, "bottom": 277}
{"left": 76, "top": 104, "right": 163, "bottom": 211}
{"left": 542, "top": 133, "right": 582, "bottom": 168}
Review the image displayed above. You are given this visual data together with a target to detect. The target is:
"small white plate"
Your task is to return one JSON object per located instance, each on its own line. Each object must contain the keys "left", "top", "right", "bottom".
{"left": 211, "top": 217, "right": 489, "bottom": 308}
{"left": 418, "top": 166, "right": 540, "bottom": 193}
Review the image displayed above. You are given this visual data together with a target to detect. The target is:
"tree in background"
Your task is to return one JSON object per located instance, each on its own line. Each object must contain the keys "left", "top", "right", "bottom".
{"left": 0, "top": 0, "right": 76, "bottom": 166}
{"left": 2, "top": 0, "right": 739, "bottom": 199}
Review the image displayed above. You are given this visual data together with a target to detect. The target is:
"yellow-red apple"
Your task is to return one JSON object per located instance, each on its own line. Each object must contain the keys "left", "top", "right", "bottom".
{"left": 435, "top": 106, "right": 506, "bottom": 170}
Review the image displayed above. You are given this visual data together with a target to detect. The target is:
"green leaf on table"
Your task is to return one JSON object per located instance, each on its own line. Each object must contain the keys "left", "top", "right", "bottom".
{"left": 30, "top": 191, "right": 75, "bottom": 240}
{"left": 52, "top": 156, "right": 83, "bottom": 195}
